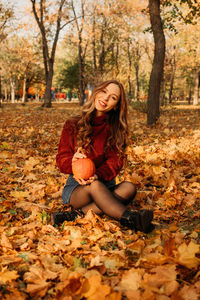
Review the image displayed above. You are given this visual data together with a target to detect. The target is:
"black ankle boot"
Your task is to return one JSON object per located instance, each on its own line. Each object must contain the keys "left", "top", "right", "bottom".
{"left": 120, "top": 209, "right": 153, "bottom": 233}
{"left": 52, "top": 209, "right": 84, "bottom": 226}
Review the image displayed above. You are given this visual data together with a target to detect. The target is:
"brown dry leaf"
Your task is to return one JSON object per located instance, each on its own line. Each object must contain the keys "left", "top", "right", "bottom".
{"left": 0, "top": 254, "right": 22, "bottom": 265}
{"left": 175, "top": 241, "right": 200, "bottom": 269}
{"left": 77, "top": 209, "right": 101, "bottom": 227}
{"left": 24, "top": 157, "right": 40, "bottom": 172}
{"left": 24, "top": 264, "right": 58, "bottom": 282}
{"left": 0, "top": 232, "right": 13, "bottom": 249}
{"left": 26, "top": 282, "right": 50, "bottom": 298}
{"left": 82, "top": 274, "right": 111, "bottom": 299}
{"left": 24, "top": 263, "right": 57, "bottom": 297}
{"left": 141, "top": 288, "right": 155, "bottom": 300}
{"left": 103, "top": 221, "right": 120, "bottom": 232}
{"left": 3, "top": 288, "right": 26, "bottom": 300}
{"left": 10, "top": 190, "right": 30, "bottom": 200}
{"left": 118, "top": 268, "right": 144, "bottom": 291}
{"left": 137, "top": 252, "right": 169, "bottom": 266}
{"left": 178, "top": 284, "right": 200, "bottom": 300}
{"left": 90, "top": 253, "right": 125, "bottom": 270}
{"left": 105, "top": 291, "right": 122, "bottom": 300}
{"left": 0, "top": 267, "right": 19, "bottom": 283}
{"left": 125, "top": 290, "right": 141, "bottom": 300}
{"left": 143, "top": 264, "right": 178, "bottom": 296}
{"left": 163, "top": 237, "right": 177, "bottom": 256}
{"left": 55, "top": 271, "right": 82, "bottom": 296}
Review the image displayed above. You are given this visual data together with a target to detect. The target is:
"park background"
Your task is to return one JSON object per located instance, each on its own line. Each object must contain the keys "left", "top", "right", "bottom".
{"left": 0, "top": 1, "right": 200, "bottom": 299}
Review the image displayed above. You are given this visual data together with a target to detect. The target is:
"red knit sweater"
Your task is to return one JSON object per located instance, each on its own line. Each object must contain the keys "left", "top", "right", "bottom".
{"left": 56, "top": 114, "right": 123, "bottom": 181}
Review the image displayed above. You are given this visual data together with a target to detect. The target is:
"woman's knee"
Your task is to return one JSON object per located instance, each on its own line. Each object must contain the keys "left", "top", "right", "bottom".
{"left": 125, "top": 181, "right": 137, "bottom": 197}
{"left": 69, "top": 185, "right": 91, "bottom": 208}
{"left": 119, "top": 181, "right": 137, "bottom": 200}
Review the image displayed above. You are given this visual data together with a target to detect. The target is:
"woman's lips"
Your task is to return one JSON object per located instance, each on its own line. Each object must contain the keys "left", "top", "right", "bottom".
{"left": 98, "top": 100, "right": 106, "bottom": 107}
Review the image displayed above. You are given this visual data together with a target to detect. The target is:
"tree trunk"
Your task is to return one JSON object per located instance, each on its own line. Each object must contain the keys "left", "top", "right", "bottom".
{"left": 30, "top": 0, "right": 68, "bottom": 109}
{"left": 22, "top": 75, "right": 27, "bottom": 104}
{"left": 133, "top": 44, "right": 141, "bottom": 101}
{"left": 127, "top": 39, "right": 132, "bottom": 99}
{"left": 78, "top": 36, "right": 85, "bottom": 106}
{"left": 99, "top": 25, "right": 105, "bottom": 76}
{"left": 115, "top": 41, "right": 119, "bottom": 74}
{"left": 71, "top": 0, "right": 86, "bottom": 106}
{"left": 147, "top": 0, "right": 165, "bottom": 125}
{"left": 169, "top": 53, "right": 176, "bottom": 104}
{"left": 134, "top": 62, "right": 140, "bottom": 101}
{"left": 169, "top": 67, "right": 175, "bottom": 104}
{"left": 160, "top": 80, "right": 166, "bottom": 106}
{"left": 36, "top": 93, "right": 40, "bottom": 102}
{"left": 10, "top": 79, "right": 15, "bottom": 103}
{"left": 92, "top": 14, "right": 97, "bottom": 72}
{"left": 4, "top": 87, "right": 7, "bottom": 101}
{"left": 188, "top": 86, "right": 192, "bottom": 104}
{"left": 193, "top": 68, "right": 199, "bottom": 105}
{"left": 42, "top": 60, "right": 53, "bottom": 107}
{"left": 0, "top": 74, "right": 2, "bottom": 100}
{"left": 0, "top": 74, "right": 2, "bottom": 107}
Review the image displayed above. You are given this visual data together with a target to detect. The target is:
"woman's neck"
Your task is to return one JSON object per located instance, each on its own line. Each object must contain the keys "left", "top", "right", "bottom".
{"left": 95, "top": 111, "right": 107, "bottom": 117}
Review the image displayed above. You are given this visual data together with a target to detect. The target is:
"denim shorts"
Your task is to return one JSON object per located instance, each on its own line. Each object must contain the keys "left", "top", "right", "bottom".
{"left": 62, "top": 174, "right": 116, "bottom": 204}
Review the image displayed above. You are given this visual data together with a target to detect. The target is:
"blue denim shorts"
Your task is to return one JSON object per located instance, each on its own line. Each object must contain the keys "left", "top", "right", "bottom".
{"left": 62, "top": 174, "right": 116, "bottom": 204}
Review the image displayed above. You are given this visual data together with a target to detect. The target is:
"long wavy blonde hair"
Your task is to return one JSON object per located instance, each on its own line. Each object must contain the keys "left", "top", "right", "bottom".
{"left": 74, "top": 80, "right": 129, "bottom": 158}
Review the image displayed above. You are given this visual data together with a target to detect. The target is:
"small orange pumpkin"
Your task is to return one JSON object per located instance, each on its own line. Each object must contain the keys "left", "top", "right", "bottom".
{"left": 72, "top": 158, "right": 96, "bottom": 180}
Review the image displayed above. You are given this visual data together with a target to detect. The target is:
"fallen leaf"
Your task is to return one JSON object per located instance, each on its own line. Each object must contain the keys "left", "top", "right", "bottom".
{"left": 0, "top": 267, "right": 19, "bottom": 283}
{"left": 176, "top": 241, "right": 200, "bottom": 269}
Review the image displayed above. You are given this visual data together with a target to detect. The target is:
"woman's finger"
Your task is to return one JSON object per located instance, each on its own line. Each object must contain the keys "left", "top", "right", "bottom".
{"left": 75, "top": 177, "right": 87, "bottom": 185}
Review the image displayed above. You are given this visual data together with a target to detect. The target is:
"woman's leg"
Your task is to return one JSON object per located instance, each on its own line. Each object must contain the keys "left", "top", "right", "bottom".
{"left": 53, "top": 180, "right": 153, "bottom": 232}
{"left": 70, "top": 180, "right": 127, "bottom": 219}
{"left": 112, "top": 181, "right": 137, "bottom": 205}
{"left": 70, "top": 181, "right": 136, "bottom": 216}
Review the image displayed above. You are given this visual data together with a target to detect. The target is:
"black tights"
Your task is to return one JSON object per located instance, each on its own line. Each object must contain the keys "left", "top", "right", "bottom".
{"left": 69, "top": 180, "right": 136, "bottom": 220}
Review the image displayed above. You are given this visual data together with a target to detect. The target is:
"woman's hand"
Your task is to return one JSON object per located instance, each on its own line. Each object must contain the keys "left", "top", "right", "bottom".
{"left": 75, "top": 174, "right": 98, "bottom": 185}
{"left": 72, "top": 147, "right": 86, "bottom": 163}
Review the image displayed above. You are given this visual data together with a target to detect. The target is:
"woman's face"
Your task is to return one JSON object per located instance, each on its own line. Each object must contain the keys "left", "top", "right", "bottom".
{"left": 94, "top": 83, "right": 121, "bottom": 116}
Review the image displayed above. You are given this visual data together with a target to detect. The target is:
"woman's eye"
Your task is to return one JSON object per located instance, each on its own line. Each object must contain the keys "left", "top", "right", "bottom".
{"left": 102, "top": 90, "right": 106, "bottom": 93}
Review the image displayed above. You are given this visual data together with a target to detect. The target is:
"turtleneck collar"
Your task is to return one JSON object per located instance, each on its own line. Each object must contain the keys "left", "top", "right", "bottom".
{"left": 92, "top": 114, "right": 109, "bottom": 125}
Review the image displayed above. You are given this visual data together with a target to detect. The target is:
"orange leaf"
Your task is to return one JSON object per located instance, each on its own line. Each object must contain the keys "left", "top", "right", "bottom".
{"left": 0, "top": 267, "right": 19, "bottom": 283}
{"left": 176, "top": 241, "right": 200, "bottom": 269}
{"left": 118, "top": 268, "right": 144, "bottom": 291}
{"left": 82, "top": 274, "right": 111, "bottom": 299}
{"left": 0, "top": 232, "right": 13, "bottom": 249}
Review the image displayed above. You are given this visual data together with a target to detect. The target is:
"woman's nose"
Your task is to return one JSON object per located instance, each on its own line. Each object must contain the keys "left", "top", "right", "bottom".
{"left": 103, "top": 93, "right": 109, "bottom": 101}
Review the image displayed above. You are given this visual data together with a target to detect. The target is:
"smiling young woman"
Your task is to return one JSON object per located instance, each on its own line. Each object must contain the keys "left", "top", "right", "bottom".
{"left": 53, "top": 80, "right": 154, "bottom": 233}
{"left": 94, "top": 83, "right": 120, "bottom": 116}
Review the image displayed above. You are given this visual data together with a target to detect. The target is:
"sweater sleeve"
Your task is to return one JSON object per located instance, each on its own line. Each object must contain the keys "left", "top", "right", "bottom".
{"left": 95, "top": 147, "right": 123, "bottom": 182}
{"left": 56, "top": 120, "right": 75, "bottom": 174}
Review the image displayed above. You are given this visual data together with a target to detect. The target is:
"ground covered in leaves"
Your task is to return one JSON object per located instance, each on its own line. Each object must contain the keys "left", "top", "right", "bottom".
{"left": 0, "top": 102, "right": 200, "bottom": 300}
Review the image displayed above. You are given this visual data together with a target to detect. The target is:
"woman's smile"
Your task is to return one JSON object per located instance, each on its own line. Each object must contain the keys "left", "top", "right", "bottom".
{"left": 98, "top": 99, "right": 106, "bottom": 107}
